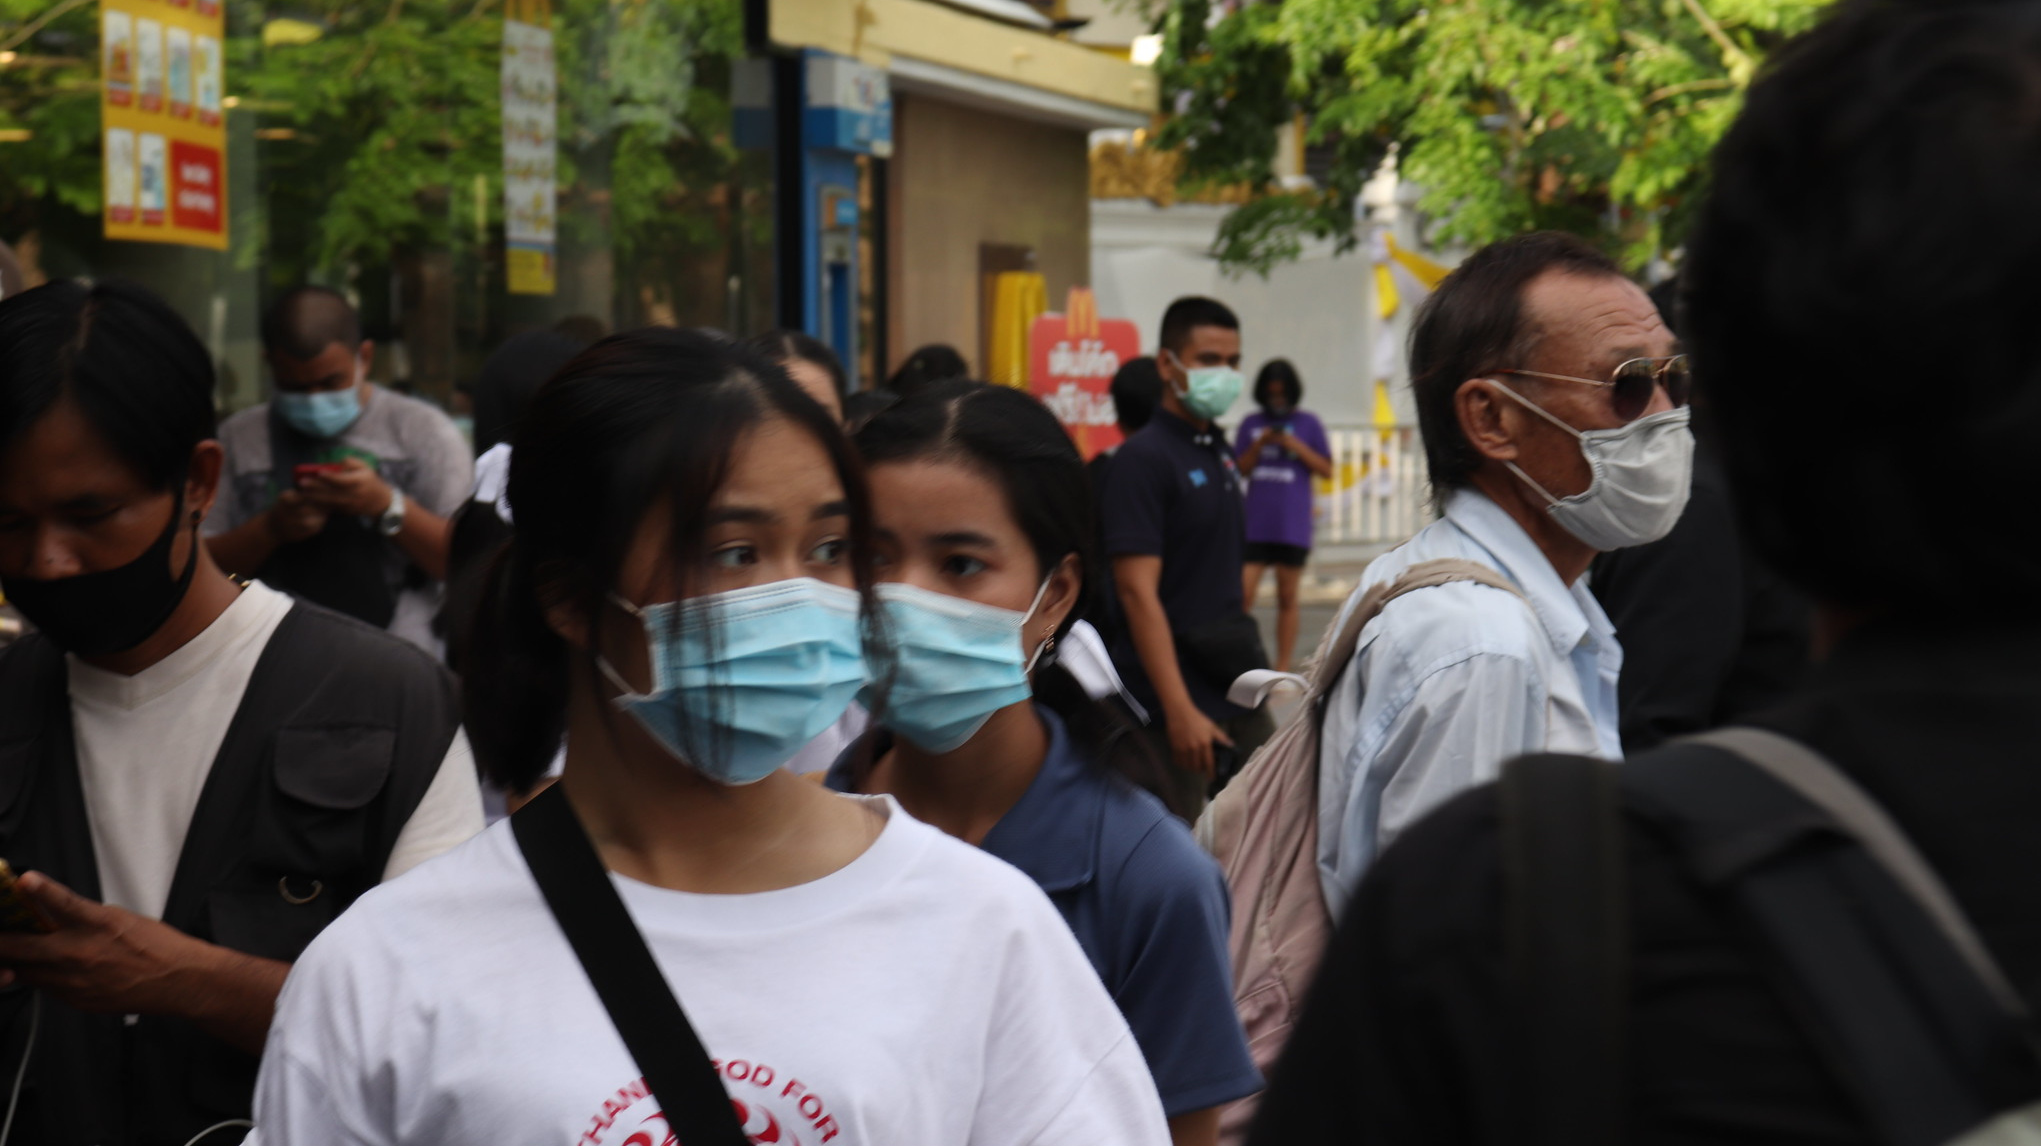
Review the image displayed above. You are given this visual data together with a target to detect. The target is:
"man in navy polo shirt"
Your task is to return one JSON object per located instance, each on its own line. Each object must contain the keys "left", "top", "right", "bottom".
{"left": 1103, "top": 296, "right": 1272, "bottom": 815}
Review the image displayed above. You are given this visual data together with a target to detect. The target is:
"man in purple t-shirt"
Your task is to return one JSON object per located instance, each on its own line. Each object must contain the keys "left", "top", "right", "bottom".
{"left": 1234, "top": 359, "right": 1333, "bottom": 670}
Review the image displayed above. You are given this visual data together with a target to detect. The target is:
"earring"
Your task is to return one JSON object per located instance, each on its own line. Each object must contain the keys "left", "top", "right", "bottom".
{"left": 1025, "top": 632, "right": 1058, "bottom": 674}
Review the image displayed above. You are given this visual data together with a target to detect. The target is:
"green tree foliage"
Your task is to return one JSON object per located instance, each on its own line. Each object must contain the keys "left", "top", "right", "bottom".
{"left": 0, "top": 0, "right": 746, "bottom": 287}
{"left": 241, "top": 0, "right": 502, "bottom": 277}
{"left": 1, "top": 0, "right": 109, "bottom": 233}
{"left": 1154, "top": 0, "right": 1828, "bottom": 272}
{"left": 247, "top": 0, "right": 745, "bottom": 284}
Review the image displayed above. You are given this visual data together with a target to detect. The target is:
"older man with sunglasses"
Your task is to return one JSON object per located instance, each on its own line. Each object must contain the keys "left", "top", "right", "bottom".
{"left": 1311, "top": 231, "right": 1693, "bottom": 917}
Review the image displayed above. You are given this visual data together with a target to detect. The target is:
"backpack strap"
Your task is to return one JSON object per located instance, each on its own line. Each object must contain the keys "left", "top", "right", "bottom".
{"left": 513, "top": 784, "right": 750, "bottom": 1146}
{"left": 1314, "top": 558, "right": 1527, "bottom": 693}
{"left": 1499, "top": 753, "right": 1628, "bottom": 1146}
{"left": 1229, "top": 558, "right": 1530, "bottom": 711}
{"left": 1689, "top": 727, "right": 2023, "bottom": 1014}
{"left": 1626, "top": 735, "right": 2041, "bottom": 1146}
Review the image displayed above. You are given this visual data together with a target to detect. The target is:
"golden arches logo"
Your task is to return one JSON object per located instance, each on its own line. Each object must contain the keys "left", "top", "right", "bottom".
{"left": 1066, "top": 287, "right": 1100, "bottom": 340}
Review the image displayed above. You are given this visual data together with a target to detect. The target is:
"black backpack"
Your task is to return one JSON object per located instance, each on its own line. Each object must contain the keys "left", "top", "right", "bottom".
{"left": 1504, "top": 729, "right": 2041, "bottom": 1146}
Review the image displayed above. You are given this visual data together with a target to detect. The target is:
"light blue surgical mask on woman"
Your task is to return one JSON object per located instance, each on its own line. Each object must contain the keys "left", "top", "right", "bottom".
{"left": 869, "top": 576, "right": 1055, "bottom": 754}
{"left": 276, "top": 384, "right": 364, "bottom": 439}
{"left": 599, "top": 577, "right": 867, "bottom": 784}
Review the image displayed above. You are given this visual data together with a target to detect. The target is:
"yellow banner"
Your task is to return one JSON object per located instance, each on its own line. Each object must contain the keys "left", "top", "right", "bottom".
{"left": 1386, "top": 235, "right": 1450, "bottom": 291}
{"left": 101, "top": 0, "right": 227, "bottom": 250}
{"left": 987, "top": 271, "right": 1046, "bottom": 389}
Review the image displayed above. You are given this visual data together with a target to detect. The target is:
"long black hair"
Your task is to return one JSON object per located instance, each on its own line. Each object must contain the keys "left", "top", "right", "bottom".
{"left": 461, "top": 327, "right": 887, "bottom": 791}
{"left": 853, "top": 381, "right": 1171, "bottom": 803}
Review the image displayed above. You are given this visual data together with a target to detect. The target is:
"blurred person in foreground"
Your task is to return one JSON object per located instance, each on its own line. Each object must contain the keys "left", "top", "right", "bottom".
{"left": 0, "top": 238, "right": 24, "bottom": 300}
{"left": 205, "top": 287, "right": 473, "bottom": 655}
{"left": 1252, "top": 3, "right": 2041, "bottom": 1141}
{"left": 0, "top": 281, "right": 478, "bottom": 1146}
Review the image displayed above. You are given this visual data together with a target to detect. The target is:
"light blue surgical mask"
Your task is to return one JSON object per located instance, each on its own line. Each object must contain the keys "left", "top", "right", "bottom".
{"left": 600, "top": 577, "right": 867, "bottom": 785}
{"left": 870, "top": 577, "right": 1054, "bottom": 754}
{"left": 1167, "top": 351, "right": 1245, "bottom": 421}
{"left": 276, "top": 384, "right": 364, "bottom": 439}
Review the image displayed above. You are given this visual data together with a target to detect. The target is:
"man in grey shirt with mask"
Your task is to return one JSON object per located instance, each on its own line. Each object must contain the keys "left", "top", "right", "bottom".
{"left": 1312, "top": 232, "right": 1694, "bottom": 916}
{"left": 206, "top": 287, "right": 471, "bottom": 655}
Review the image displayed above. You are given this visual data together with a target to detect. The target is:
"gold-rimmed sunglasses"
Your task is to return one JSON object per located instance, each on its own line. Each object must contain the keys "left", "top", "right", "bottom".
{"left": 1497, "top": 354, "right": 1691, "bottom": 423}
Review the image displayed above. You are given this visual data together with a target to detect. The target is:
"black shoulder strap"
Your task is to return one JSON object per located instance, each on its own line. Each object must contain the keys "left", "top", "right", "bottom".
{"left": 511, "top": 783, "right": 749, "bottom": 1146}
{"left": 1623, "top": 737, "right": 2041, "bottom": 1146}
{"left": 1499, "top": 753, "right": 1628, "bottom": 1146}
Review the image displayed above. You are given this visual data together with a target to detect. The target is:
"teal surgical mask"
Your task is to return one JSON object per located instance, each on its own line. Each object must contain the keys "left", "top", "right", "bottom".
{"left": 601, "top": 577, "right": 867, "bottom": 784}
{"left": 276, "top": 383, "right": 363, "bottom": 439}
{"left": 1168, "top": 352, "right": 1245, "bottom": 421}
{"left": 868, "top": 576, "right": 1054, "bottom": 754}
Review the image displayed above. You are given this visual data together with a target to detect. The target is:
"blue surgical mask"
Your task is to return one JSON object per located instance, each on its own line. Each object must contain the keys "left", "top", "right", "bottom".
{"left": 870, "top": 577, "right": 1053, "bottom": 754}
{"left": 600, "top": 577, "right": 867, "bottom": 785}
{"left": 276, "top": 385, "right": 364, "bottom": 439}
{"left": 1168, "top": 352, "right": 1245, "bottom": 421}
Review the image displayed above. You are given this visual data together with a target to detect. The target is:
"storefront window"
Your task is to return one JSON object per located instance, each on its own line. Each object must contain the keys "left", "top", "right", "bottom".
{"left": 0, "top": 0, "right": 775, "bottom": 414}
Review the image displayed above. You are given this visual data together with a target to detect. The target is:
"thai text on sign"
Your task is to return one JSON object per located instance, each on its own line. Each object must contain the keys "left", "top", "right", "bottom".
{"left": 1030, "top": 287, "right": 1143, "bottom": 460}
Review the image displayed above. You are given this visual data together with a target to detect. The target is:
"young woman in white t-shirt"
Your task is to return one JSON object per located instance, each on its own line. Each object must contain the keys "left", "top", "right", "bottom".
{"left": 251, "top": 329, "right": 1171, "bottom": 1146}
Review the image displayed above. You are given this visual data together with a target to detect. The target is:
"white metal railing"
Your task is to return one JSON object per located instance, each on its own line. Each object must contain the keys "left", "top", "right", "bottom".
{"left": 1310, "top": 424, "right": 1433, "bottom": 547}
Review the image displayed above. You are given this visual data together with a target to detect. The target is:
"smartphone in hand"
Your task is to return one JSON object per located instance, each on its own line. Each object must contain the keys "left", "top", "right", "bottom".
{"left": 292, "top": 462, "right": 346, "bottom": 487}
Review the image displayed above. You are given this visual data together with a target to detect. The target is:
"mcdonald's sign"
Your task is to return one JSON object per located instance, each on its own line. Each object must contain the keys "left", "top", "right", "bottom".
{"left": 1029, "top": 287, "right": 1142, "bottom": 460}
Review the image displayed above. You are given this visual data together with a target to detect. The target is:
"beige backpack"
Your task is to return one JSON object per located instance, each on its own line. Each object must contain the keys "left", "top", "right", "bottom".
{"left": 1198, "top": 558, "right": 1527, "bottom": 1142}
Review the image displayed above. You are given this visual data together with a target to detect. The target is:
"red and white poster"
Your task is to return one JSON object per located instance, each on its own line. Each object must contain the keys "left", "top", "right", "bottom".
{"left": 1029, "top": 287, "right": 1142, "bottom": 460}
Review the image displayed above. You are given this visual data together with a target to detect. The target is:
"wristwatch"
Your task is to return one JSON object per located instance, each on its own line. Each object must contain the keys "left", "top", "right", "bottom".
{"left": 377, "top": 487, "right": 407, "bottom": 537}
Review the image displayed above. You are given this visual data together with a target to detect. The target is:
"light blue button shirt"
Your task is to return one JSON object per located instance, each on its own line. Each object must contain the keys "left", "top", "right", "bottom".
{"left": 1316, "top": 487, "right": 1622, "bottom": 918}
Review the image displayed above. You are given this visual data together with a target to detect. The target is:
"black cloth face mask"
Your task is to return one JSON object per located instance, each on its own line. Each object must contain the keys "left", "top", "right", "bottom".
{"left": 2, "top": 494, "right": 200, "bottom": 656}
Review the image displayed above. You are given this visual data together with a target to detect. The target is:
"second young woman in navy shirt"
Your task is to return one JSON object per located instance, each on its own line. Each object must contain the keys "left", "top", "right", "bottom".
{"left": 831, "top": 382, "right": 1261, "bottom": 1146}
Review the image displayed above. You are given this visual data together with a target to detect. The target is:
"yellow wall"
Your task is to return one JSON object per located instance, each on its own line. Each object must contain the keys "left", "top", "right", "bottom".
{"left": 887, "top": 93, "right": 1090, "bottom": 376}
{"left": 772, "top": 0, "right": 1155, "bottom": 115}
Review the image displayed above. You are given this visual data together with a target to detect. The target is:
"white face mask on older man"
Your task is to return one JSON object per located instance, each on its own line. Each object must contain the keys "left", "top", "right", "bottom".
{"left": 1493, "top": 384, "right": 1696, "bottom": 551}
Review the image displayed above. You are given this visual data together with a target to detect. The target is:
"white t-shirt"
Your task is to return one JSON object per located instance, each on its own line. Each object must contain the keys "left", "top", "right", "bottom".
{"left": 254, "top": 798, "right": 1172, "bottom": 1146}
{"left": 66, "top": 579, "right": 484, "bottom": 919}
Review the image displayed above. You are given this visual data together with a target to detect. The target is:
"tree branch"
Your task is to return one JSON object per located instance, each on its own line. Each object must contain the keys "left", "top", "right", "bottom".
{"left": 1, "top": 0, "right": 95, "bottom": 54}
{"left": 1647, "top": 77, "right": 1735, "bottom": 103}
{"left": 1678, "top": 0, "right": 1753, "bottom": 76}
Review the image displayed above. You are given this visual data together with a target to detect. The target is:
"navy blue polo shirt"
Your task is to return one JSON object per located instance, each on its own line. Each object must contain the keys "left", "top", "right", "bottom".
{"left": 1099, "top": 409, "right": 1248, "bottom": 719}
{"left": 827, "top": 707, "right": 1262, "bottom": 1116}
